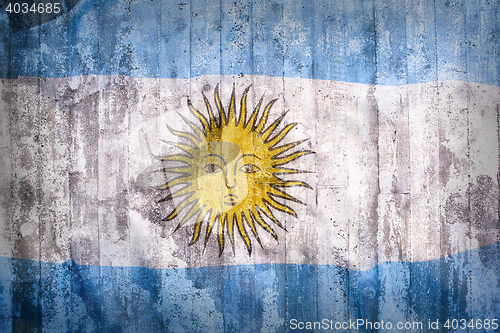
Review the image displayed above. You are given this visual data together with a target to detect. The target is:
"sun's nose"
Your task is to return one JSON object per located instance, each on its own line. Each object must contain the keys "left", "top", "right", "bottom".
{"left": 225, "top": 176, "right": 236, "bottom": 189}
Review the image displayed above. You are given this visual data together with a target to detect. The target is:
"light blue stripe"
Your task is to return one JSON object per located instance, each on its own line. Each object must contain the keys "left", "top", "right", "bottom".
{"left": 1, "top": 242, "right": 499, "bottom": 332}
{"left": 1, "top": 0, "right": 499, "bottom": 86}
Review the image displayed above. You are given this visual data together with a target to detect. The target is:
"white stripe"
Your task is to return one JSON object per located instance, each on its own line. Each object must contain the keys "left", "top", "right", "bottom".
{"left": 1, "top": 75, "right": 498, "bottom": 270}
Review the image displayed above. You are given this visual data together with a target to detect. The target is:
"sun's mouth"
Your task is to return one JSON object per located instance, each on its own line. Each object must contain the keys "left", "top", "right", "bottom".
{"left": 224, "top": 194, "right": 238, "bottom": 206}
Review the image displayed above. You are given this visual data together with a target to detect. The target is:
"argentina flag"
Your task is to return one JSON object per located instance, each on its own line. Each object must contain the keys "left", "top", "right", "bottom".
{"left": 1, "top": 0, "right": 499, "bottom": 331}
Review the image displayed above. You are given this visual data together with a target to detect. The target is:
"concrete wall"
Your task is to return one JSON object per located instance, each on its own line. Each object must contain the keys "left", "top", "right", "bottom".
{"left": 1, "top": 0, "right": 499, "bottom": 331}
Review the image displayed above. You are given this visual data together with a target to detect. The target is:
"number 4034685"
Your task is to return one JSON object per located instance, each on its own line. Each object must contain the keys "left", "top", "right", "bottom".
{"left": 444, "top": 319, "right": 498, "bottom": 330}
{"left": 5, "top": 3, "right": 61, "bottom": 14}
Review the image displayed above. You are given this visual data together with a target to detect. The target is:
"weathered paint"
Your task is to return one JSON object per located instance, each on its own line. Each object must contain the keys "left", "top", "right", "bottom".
{"left": 1, "top": 0, "right": 499, "bottom": 332}
{"left": 0, "top": 0, "right": 499, "bottom": 86}
{"left": 1, "top": 243, "right": 500, "bottom": 332}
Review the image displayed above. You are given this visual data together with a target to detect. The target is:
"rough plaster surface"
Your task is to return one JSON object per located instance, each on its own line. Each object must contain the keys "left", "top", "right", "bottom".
{"left": 1, "top": 75, "right": 498, "bottom": 271}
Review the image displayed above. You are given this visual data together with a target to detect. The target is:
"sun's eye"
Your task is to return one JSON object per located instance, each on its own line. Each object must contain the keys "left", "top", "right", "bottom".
{"left": 202, "top": 163, "right": 222, "bottom": 174}
{"left": 239, "top": 163, "right": 260, "bottom": 174}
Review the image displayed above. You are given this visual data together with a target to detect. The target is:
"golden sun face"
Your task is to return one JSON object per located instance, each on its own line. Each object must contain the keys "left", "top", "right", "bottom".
{"left": 157, "top": 85, "right": 313, "bottom": 256}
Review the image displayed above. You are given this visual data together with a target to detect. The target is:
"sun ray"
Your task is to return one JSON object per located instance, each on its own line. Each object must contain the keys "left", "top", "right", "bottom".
{"left": 166, "top": 123, "right": 200, "bottom": 145}
{"left": 227, "top": 84, "right": 237, "bottom": 125}
{"left": 155, "top": 169, "right": 191, "bottom": 178}
{"left": 256, "top": 203, "right": 287, "bottom": 232}
{"left": 146, "top": 166, "right": 191, "bottom": 178}
{"left": 174, "top": 201, "right": 202, "bottom": 233}
{"left": 214, "top": 84, "right": 227, "bottom": 126}
{"left": 238, "top": 85, "right": 251, "bottom": 127}
{"left": 159, "top": 139, "right": 198, "bottom": 157}
{"left": 164, "top": 194, "right": 196, "bottom": 221}
{"left": 204, "top": 211, "right": 218, "bottom": 248}
{"left": 227, "top": 213, "right": 236, "bottom": 253}
{"left": 235, "top": 212, "right": 251, "bottom": 254}
{"left": 265, "top": 123, "right": 296, "bottom": 150}
{"left": 189, "top": 205, "right": 213, "bottom": 245}
{"left": 177, "top": 112, "right": 205, "bottom": 140}
{"left": 155, "top": 154, "right": 194, "bottom": 167}
{"left": 271, "top": 142, "right": 312, "bottom": 161}
{"left": 202, "top": 92, "right": 219, "bottom": 129}
{"left": 272, "top": 150, "right": 314, "bottom": 166}
{"left": 155, "top": 178, "right": 192, "bottom": 190}
{"left": 249, "top": 207, "right": 278, "bottom": 240}
{"left": 263, "top": 197, "right": 297, "bottom": 218}
{"left": 269, "top": 133, "right": 309, "bottom": 156}
{"left": 272, "top": 166, "right": 312, "bottom": 175}
{"left": 246, "top": 93, "right": 264, "bottom": 129}
{"left": 157, "top": 188, "right": 194, "bottom": 203}
{"left": 178, "top": 199, "right": 202, "bottom": 226}
{"left": 190, "top": 220, "right": 203, "bottom": 245}
{"left": 242, "top": 210, "right": 263, "bottom": 248}
{"left": 273, "top": 179, "right": 313, "bottom": 189}
{"left": 218, "top": 214, "right": 226, "bottom": 256}
{"left": 155, "top": 85, "right": 313, "bottom": 255}
{"left": 254, "top": 98, "right": 278, "bottom": 134}
{"left": 267, "top": 188, "right": 305, "bottom": 205}
{"left": 188, "top": 100, "right": 210, "bottom": 134}
{"left": 262, "top": 111, "right": 288, "bottom": 142}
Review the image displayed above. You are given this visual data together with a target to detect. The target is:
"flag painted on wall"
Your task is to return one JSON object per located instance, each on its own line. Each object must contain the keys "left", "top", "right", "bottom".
{"left": 1, "top": 0, "right": 499, "bottom": 331}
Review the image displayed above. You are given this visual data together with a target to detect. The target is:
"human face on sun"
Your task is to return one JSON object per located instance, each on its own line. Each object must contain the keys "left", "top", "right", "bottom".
{"left": 197, "top": 142, "right": 262, "bottom": 212}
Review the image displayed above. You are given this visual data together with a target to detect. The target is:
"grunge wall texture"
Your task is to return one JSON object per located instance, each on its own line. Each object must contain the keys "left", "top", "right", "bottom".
{"left": 0, "top": 0, "right": 499, "bottom": 332}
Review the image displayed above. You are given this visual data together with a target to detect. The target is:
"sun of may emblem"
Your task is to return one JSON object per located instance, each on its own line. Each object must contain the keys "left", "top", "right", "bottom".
{"left": 157, "top": 84, "right": 313, "bottom": 256}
